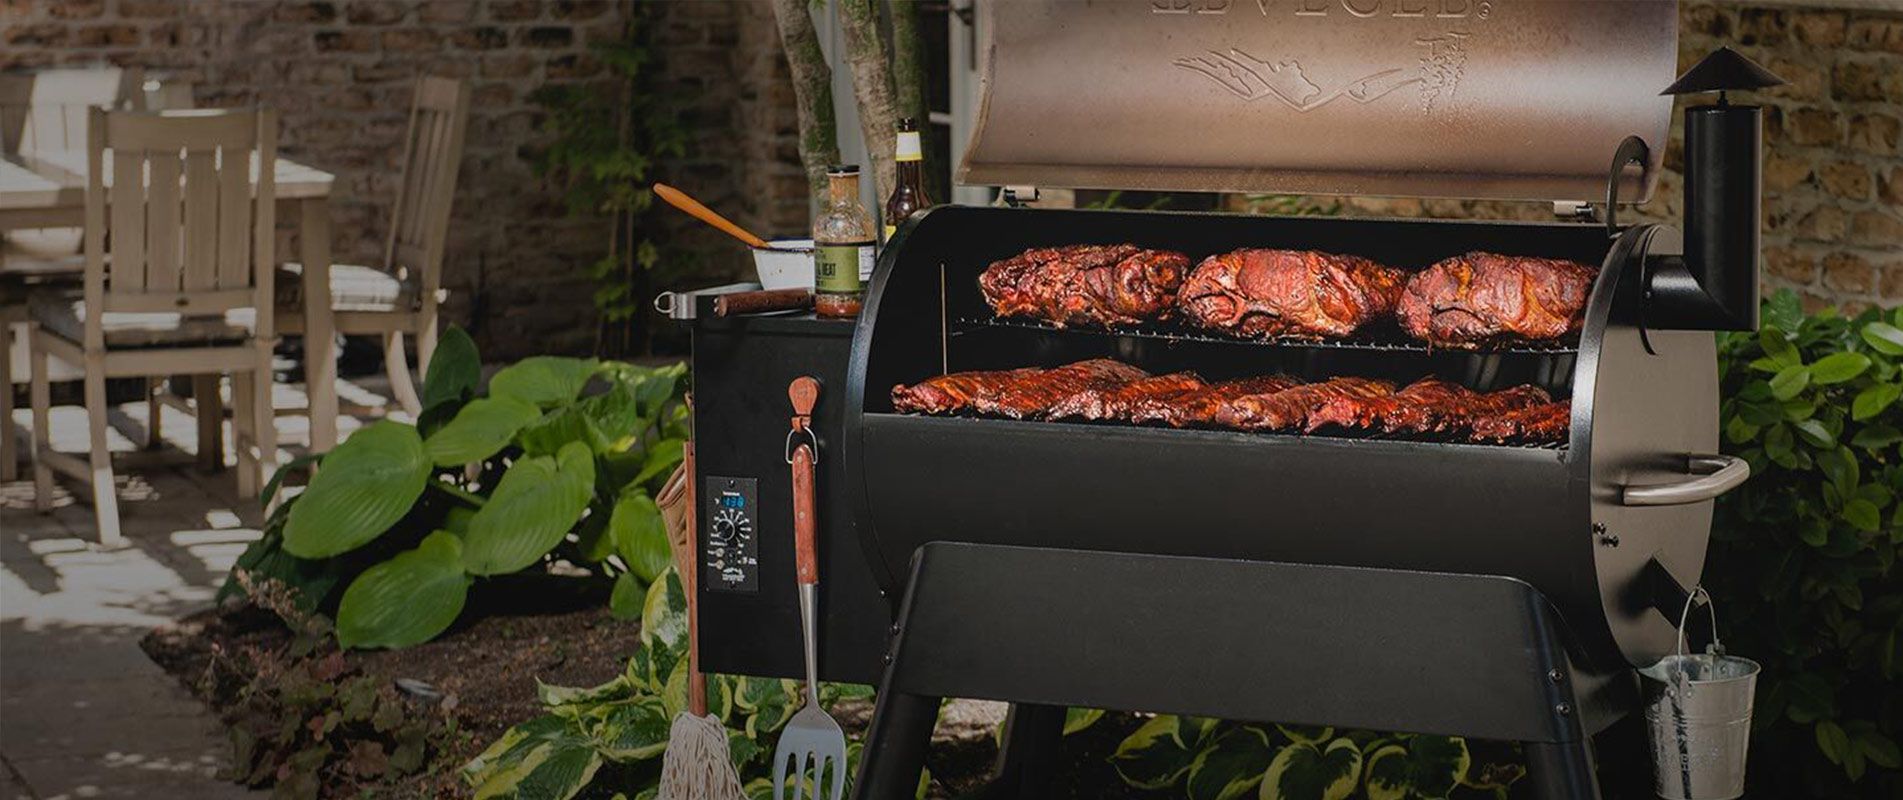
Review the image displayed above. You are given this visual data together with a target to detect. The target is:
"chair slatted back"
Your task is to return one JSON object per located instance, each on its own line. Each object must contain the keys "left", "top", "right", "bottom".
{"left": 384, "top": 76, "right": 469, "bottom": 297}
{"left": 84, "top": 108, "right": 276, "bottom": 346}
{"left": 1, "top": 68, "right": 142, "bottom": 155}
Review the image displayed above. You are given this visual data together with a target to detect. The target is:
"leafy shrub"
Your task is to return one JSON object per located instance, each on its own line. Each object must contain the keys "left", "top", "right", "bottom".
{"left": 463, "top": 567, "right": 887, "bottom": 800}
{"left": 1102, "top": 716, "right": 1522, "bottom": 800}
{"left": 220, "top": 326, "right": 690, "bottom": 648}
{"left": 223, "top": 654, "right": 451, "bottom": 799}
{"left": 211, "top": 585, "right": 456, "bottom": 800}
{"left": 1711, "top": 290, "right": 1902, "bottom": 798}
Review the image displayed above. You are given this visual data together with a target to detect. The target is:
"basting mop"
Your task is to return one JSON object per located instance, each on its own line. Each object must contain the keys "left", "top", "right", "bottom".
{"left": 655, "top": 441, "right": 747, "bottom": 800}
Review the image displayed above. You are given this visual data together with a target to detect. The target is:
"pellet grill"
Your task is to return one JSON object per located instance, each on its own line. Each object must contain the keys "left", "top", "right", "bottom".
{"left": 680, "top": 2, "right": 1781, "bottom": 798}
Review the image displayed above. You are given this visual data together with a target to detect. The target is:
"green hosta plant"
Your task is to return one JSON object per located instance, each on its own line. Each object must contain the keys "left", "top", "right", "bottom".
{"left": 220, "top": 326, "right": 690, "bottom": 649}
{"left": 463, "top": 567, "right": 890, "bottom": 800}
{"left": 1107, "top": 717, "right": 1521, "bottom": 800}
{"left": 1710, "top": 290, "right": 1903, "bottom": 799}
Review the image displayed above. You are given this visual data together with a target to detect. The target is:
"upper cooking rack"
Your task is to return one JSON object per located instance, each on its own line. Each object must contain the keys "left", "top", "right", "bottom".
{"left": 952, "top": 315, "right": 1581, "bottom": 356}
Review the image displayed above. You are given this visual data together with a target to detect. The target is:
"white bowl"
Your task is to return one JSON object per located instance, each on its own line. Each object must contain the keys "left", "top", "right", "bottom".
{"left": 751, "top": 238, "right": 877, "bottom": 291}
{"left": 751, "top": 239, "right": 816, "bottom": 291}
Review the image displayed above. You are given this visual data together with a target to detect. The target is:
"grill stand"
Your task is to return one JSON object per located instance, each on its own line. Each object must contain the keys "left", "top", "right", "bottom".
{"left": 853, "top": 543, "right": 1643, "bottom": 800}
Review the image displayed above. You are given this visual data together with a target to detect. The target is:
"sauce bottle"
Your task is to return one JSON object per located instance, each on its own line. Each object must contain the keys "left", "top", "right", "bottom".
{"left": 814, "top": 164, "right": 872, "bottom": 318}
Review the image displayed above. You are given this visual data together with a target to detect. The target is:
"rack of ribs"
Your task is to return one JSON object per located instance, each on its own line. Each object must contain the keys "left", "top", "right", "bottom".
{"left": 1130, "top": 374, "right": 1306, "bottom": 427}
{"left": 1307, "top": 377, "right": 1553, "bottom": 435}
{"left": 1470, "top": 400, "right": 1573, "bottom": 443}
{"left": 1397, "top": 252, "right": 1598, "bottom": 347}
{"left": 1178, "top": 249, "right": 1407, "bottom": 339}
{"left": 1213, "top": 377, "right": 1397, "bottom": 432}
{"left": 973, "top": 359, "right": 1150, "bottom": 419}
{"left": 1047, "top": 371, "right": 1208, "bottom": 421}
{"left": 979, "top": 244, "right": 1191, "bottom": 327}
{"left": 891, "top": 367, "right": 1041, "bottom": 415}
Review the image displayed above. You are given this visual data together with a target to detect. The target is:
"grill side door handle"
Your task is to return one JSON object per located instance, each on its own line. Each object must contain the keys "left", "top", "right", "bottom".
{"left": 1620, "top": 454, "right": 1751, "bottom": 506}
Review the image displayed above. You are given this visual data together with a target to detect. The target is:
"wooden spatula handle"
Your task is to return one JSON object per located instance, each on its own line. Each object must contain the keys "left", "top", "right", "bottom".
{"left": 788, "top": 376, "right": 820, "bottom": 587}
{"left": 791, "top": 444, "right": 817, "bottom": 586}
{"left": 654, "top": 183, "right": 771, "bottom": 249}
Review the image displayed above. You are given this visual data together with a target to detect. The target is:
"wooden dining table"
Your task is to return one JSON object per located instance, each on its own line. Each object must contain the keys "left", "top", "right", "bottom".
{"left": 0, "top": 149, "right": 342, "bottom": 455}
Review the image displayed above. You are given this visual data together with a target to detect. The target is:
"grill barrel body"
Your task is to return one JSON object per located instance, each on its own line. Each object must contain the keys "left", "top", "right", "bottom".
{"left": 845, "top": 206, "right": 1718, "bottom": 670}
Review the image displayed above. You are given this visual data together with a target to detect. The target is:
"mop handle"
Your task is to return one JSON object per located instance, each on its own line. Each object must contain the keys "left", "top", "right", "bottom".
{"left": 684, "top": 440, "right": 707, "bottom": 717}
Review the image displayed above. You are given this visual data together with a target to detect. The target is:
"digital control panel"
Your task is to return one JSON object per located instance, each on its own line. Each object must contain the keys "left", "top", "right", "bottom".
{"left": 703, "top": 476, "right": 759, "bottom": 593}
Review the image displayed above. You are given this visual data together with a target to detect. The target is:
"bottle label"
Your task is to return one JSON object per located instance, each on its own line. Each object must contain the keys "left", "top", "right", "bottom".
{"left": 882, "top": 223, "right": 896, "bottom": 243}
{"left": 896, "top": 131, "right": 922, "bottom": 162}
{"left": 816, "top": 242, "right": 872, "bottom": 293}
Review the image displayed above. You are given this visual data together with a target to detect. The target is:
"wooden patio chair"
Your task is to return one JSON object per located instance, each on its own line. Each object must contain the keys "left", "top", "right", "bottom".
{"left": 278, "top": 75, "right": 469, "bottom": 418}
{"left": 27, "top": 108, "right": 279, "bottom": 544}
{"left": 2, "top": 67, "right": 143, "bottom": 482}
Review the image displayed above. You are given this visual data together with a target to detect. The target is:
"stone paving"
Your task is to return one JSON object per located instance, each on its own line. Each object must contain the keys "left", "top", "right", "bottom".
{"left": 1, "top": 379, "right": 390, "bottom": 800}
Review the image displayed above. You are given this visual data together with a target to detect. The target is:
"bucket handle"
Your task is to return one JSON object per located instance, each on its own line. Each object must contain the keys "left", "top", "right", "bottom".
{"left": 1674, "top": 586, "right": 1720, "bottom": 659}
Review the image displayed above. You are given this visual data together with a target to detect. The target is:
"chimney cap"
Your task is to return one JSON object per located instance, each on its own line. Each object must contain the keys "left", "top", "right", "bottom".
{"left": 1662, "top": 47, "right": 1786, "bottom": 96}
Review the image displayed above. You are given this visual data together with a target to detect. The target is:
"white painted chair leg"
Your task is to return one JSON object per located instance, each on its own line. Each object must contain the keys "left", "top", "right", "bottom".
{"left": 29, "top": 339, "right": 51, "bottom": 511}
{"left": 1, "top": 321, "right": 16, "bottom": 483}
{"left": 383, "top": 331, "right": 423, "bottom": 417}
{"left": 250, "top": 350, "right": 277, "bottom": 502}
{"left": 232, "top": 370, "right": 257, "bottom": 498}
{"left": 83, "top": 369, "right": 122, "bottom": 546}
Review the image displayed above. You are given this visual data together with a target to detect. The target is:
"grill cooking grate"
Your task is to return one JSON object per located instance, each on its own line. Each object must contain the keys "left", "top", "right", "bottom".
{"left": 888, "top": 411, "right": 1570, "bottom": 451}
{"left": 953, "top": 316, "right": 1581, "bottom": 355}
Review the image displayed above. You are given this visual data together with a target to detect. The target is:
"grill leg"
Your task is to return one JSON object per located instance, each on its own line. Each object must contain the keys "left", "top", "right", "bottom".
{"left": 1524, "top": 739, "right": 1602, "bottom": 800}
{"left": 1593, "top": 714, "right": 1652, "bottom": 800}
{"left": 979, "top": 703, "right": 1065, "bottom": 799}
{"left": 853, "top": 689, "right": 938, "bottom": 800}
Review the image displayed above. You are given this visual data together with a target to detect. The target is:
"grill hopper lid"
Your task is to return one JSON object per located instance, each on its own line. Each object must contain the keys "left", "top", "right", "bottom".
{"left": 959, "top": 0, "right": 1679, "bottom": 203}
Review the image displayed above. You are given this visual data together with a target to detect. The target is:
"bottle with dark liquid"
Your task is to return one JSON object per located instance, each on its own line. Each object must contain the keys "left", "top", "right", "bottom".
{"left": 883, "top": 117, "right": 932, "bottom": 243}
{"left": 814, "top": 164, "right": 872, "bottom": 318}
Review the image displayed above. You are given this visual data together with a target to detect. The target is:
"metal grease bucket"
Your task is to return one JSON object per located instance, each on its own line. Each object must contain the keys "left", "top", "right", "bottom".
{"left": 1638, "top": 587, "right": 1760, "bottom": 800}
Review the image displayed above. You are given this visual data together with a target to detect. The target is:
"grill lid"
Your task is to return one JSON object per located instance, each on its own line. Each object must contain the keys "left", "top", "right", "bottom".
{"left": 958, "top": 0, "right": 1679, "bottom": 203}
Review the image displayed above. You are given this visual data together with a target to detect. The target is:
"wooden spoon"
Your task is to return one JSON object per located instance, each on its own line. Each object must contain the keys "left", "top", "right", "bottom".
{"left": 653, "top": 183, "right": 771, "bottom": 249}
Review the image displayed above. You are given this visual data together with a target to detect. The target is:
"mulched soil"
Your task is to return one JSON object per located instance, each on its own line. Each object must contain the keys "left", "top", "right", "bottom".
{"left": 143, "top": 599, "right": 1155, "bottom": 799}
{"left": 143, "top": 600, "right": 643, "bottom": 797}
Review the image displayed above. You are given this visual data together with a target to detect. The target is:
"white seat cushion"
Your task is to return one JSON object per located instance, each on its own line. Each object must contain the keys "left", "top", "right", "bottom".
{"left": 30, "top": 292, "right": 254, "bottom": 349}
{"left": 1, "top": 236, "right": 85, "bottom": 280}
{"left": 276, "top": 262, "right": 415, "bottom": 313}
{"left": 4, "top": 228, "right": 82, "bottom": 258}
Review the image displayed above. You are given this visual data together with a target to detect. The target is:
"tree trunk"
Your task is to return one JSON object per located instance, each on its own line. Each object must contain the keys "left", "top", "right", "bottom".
{"left": 769, "top": 0, "right": 843, "bottom": 207}
{"left": 888, "top": 0, "right": 944, "bottom": 201}
{"left": 837, "top": 0, "right": 900, "bottom": 202}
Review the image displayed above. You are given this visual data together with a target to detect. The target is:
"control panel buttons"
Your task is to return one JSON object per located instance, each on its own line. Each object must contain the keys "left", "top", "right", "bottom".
{"left": 704, "top": 476, "right": 760, "bottom": 593}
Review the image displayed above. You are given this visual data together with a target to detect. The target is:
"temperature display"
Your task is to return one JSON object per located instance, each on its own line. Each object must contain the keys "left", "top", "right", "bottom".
{"left": 703, "top": 476, "right": 759, "bottom": 593}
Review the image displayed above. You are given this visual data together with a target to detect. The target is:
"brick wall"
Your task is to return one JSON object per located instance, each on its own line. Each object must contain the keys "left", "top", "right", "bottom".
{"left": 1231, "top": 1, "right": 1903, "bottom": 315}
{"left": 650, "top": 0, "right": 809, "bottom": 288}
{"left": 0, "top": 0, "right": 797, "bottom": 359}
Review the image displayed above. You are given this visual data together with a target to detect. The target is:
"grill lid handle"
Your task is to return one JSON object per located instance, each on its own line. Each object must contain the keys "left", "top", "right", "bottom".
{"left": 1621, "top": 455, "right": 1750, "bottom": 507}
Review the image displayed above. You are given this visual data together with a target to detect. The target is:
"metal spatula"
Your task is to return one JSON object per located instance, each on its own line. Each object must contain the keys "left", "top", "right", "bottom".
{"left": 772, "top": 377, "right": 847, "bottom": 800}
